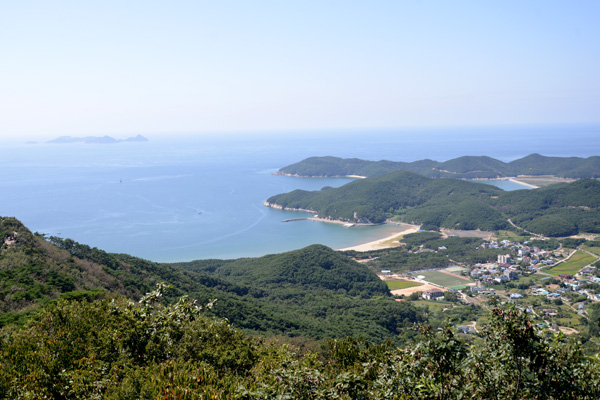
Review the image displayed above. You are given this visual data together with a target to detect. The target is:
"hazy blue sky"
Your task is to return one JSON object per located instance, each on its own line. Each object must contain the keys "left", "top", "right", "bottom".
{"left": 1, "top": 1, "right": 599, "bottom": 140}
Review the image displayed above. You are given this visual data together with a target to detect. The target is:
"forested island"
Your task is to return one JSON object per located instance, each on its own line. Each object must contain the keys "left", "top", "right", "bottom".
{"left": 267, "top": 171, "right": 600, "bottom": 237}
{"left": 276, "top": 154, "right": 600, "bottom": 179}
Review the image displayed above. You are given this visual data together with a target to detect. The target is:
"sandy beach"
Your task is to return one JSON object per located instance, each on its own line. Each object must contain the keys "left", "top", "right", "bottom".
{"left": 338, "top": 224, "right": 420, "bottom": 251}
{"left": 508, "top": 178, "right": 539, "bottom": 189}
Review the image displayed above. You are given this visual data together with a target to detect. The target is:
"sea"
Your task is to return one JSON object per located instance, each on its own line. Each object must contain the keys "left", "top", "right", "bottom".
{"left": 2, "top": 125, "right": 599, "bottom": 262}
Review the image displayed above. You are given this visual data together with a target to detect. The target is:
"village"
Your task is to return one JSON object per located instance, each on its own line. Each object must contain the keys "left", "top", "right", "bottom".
{"left": 383, "top": 237, "right": 600, "bottom": 337}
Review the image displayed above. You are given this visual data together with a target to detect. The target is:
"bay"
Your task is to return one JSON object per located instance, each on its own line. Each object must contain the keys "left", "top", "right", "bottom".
{"left": 1, "top": 125, "right": 598, "bottom": 262}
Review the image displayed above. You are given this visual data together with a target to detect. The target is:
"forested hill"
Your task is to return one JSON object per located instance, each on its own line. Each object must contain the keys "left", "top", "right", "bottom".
{"left": 0, "top": 217, "right": 422, "bottom": 341}
{"left": 277, "top": 153, "right": 600, "bottom": 179}
{"left": 266, "top": 171, "right": 600, "bottom": 237}
{"left": 174, "top": 244, "right": 388, "bottom": 296}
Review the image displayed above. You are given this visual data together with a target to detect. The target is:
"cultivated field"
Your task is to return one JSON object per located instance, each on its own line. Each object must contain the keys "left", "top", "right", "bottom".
{"left": 547, "top": 251, "right": 597, "bottom": 276}
{"left": 411, "top": 269, "right": 473, "bottom": 289}
{"left": 385, "top": 280, "right": 423, "bottom": 290}
{"left": 585, "top": 246, "right": 600, "bottom": 257}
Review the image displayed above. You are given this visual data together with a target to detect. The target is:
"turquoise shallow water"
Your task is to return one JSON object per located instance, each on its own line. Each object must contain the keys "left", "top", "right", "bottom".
{"left": 1, "top": 126, "right": 598, "bottom": 262}
{"left": 469, "top": 179, "right": 533, "bottom": 191}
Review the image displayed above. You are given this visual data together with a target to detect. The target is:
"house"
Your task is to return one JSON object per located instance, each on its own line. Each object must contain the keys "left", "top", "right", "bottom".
{"left": 457, "top": 325, "right": 477, "bottom": 334}
{"left": 510, "top": 293, "right": 523, "bottom": 299}
{"left": 504, "top": 270, "right": 518, "bottom": 280}
{"left": 470, "top": 270, "right": 482, "bottom": 279}
{"left": 422, "top": 288, "right": 445, "bottom": 300}
{"left": 564, "top": 282, "right": 580, "bottom": 291}
{"left": 498, "top": 254, "right": 512, "bottom": 264}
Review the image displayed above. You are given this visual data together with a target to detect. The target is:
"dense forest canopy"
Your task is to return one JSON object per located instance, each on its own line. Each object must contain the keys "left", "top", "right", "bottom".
{"left": 277, "top": 154, "right": 600, "bottom": 179}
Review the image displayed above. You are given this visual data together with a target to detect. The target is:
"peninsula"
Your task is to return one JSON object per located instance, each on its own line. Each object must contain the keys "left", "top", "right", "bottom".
{"left": 276, "top": 154, "right": 600, "bottom": 180}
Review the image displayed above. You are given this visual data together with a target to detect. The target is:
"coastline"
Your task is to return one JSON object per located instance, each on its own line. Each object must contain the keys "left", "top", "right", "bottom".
{"left": 469, "top": 176, "right": 540, "bottom": 189}
{"left": 264, "top": 201, "right": 386, "bottom": 226}
{"left": 338, "top": 224, "right": 420, "bottom": 252}
{"left": 264, "top": 201, "right": 420, "bottom": 251}
{"left": 263, "top": 201, "right": 317, "bottom": 214}
{"left": 508, "top": 178, "right": 539, "bottom": 189}
{"left": 274, "top": 172, "right": 366, "bottom": 179}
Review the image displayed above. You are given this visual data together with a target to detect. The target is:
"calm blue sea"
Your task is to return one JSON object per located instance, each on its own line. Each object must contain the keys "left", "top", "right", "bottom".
{"left": 2, "top": 125, "right": 599, "bottom": 262}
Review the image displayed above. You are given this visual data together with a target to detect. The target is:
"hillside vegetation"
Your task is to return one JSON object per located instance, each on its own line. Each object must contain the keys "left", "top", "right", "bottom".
{"left": 267, "top": 171, "right": 600, "bottom": 237}
{"left": 0, "top": 217, "right": 422, "bottom": 341}
{"left": 277, "top": 153, "right": 600, "bottom": 179}
{"left": 1, "top": 291, "right": 598, "bottom": 399}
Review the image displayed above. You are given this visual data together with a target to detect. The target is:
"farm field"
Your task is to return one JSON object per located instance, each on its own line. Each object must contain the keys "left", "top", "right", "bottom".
{"left": 411, "top": 269, "right": 473, "bottom": 289}
{"left": 385, "top": 280, "right": 423, "bottom": 290}
{"left": 547, "top": 251, "right": 597, "bottom": 276}
{"left": 584, "top": 246, "right": 600, "bottom": 257}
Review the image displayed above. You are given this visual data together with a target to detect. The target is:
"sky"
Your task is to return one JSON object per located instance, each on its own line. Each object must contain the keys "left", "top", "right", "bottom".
{"left": 1, "top": 1, "right": 599, "bottom": 141}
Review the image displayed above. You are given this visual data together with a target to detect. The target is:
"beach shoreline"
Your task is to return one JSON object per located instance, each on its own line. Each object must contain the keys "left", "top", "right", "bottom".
{"left": 508, "top": 178, "right": 539, "bottom": 189}
{"left": 273, "top": 172, "right": 366, "bottom": 179}
{"left": 264, "top": 201, "right": 421, "bottom": 251}
{"left": 337, "top": 224, "right": 420, "bottom": 252}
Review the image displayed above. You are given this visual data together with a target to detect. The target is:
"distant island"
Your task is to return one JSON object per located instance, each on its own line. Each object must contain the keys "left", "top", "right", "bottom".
{"left": 276, "top": 154, "right": 600, "bottom": 179}
{"left": 47, "top": 134, "right": 149, "bottom": 144}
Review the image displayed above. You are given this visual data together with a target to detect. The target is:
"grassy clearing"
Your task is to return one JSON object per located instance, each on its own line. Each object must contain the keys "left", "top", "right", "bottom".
{"left": 495, "top": 230, "right": 530, "bottom": 242}
{"left": 411, "top": 300, "right": 447, "bottom": 312}
{"left": 385, "top": 280, "right": 423, "bottom": 290}
{"left": 531, "top": 273, "right": 554, "bottom": 283}
{"left": 547, "top": 251, "right": 597, "bottom": 276}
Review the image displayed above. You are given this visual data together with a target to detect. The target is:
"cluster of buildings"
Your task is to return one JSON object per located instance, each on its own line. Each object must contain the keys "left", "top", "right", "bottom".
{"left": 468, "top": 252, "right": 529, "bottom": 286}
{"left": 468, "top": 239, "right": 600, "bottom": 305}
{"left": 481, "top": 239, "right": 561, "bottom": 266}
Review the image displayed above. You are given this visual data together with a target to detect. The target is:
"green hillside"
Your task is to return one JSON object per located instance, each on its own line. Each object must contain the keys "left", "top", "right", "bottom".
{"left": 0, "top": 217, "right": 422, "bottom": 341}
{"left": 175, "top": 244, "right": 388, "bottom": 296}
{"left": 267, "top": 172, "right": 600, "bottom": 236}
{"left": 277, "top": 153, "right": 600, "bottom": 179}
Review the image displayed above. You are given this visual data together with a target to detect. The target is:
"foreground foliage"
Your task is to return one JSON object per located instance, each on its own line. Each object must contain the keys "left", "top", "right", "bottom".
{"left": 1, "top": 286, "right": 598, "bottom": 399}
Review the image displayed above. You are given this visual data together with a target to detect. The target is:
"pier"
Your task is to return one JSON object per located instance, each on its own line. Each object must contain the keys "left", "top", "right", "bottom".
{"left": 281, "top": 218, "right": 308, "bottom": 222}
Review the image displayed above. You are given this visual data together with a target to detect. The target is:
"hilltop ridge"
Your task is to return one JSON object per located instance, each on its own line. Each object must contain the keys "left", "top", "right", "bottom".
{"left": 276, "top": 154, "right": 600, "bottom": 179}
